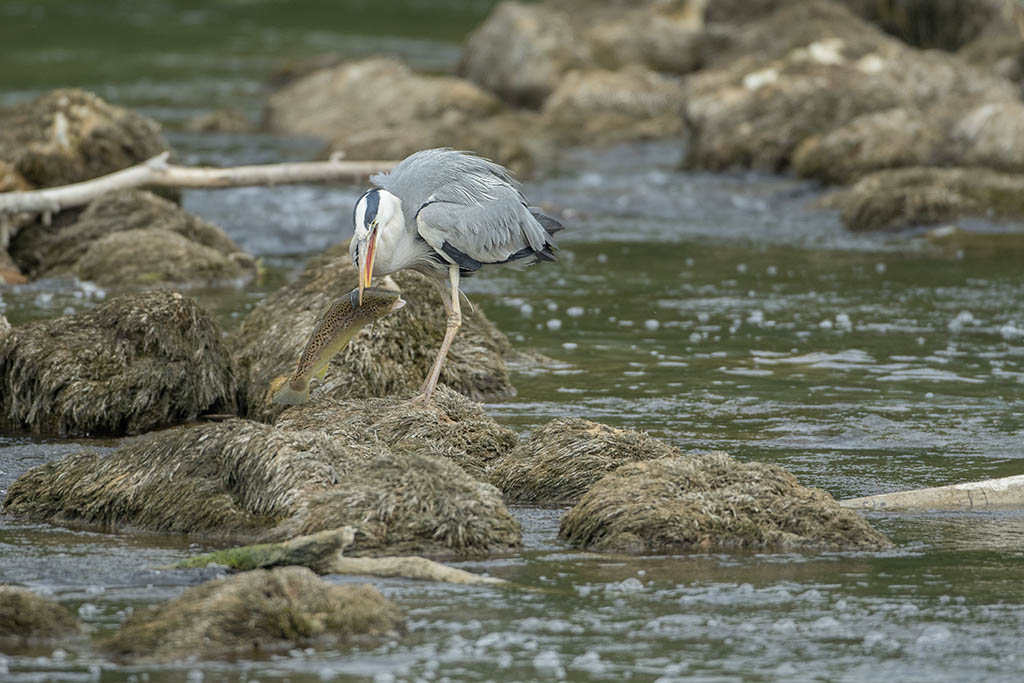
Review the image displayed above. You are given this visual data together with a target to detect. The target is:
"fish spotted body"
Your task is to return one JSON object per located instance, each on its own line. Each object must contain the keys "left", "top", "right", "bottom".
{"left": 272, "top": 287, "right": 405, "bottom": 405}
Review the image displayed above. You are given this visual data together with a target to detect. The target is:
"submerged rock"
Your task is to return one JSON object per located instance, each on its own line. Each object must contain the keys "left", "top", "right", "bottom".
{"left": 491, "top": 418, "right": 680, "bottom": 505}
{"left": 684, "top": 1, "right": 1016, "bottom": 174}
{"left": 231, "top": 247, "right": 513, "bottom": 421}
{"left": 105, "top": 567, "right": 401, "bottom": 662}
{"left": 272, "top": 450, "right": 522, "bottom": 557}
{"left": 542, "top": 67, "right": 686, "bottom": 145}
{"left": 459, "top": 1, "right": 591, "bottom": 107}
{"left": 275, "top": 385, "right": 518, "bottom": 481}
{"left": 10, "top": 189, "right": 256, "bottom": 287}
{"left": 4, "top": 419, "right": 523, "bottom": 556}
{"left": 0, "top": 585, "right": 80, "bottom": 641}
{"left": 560, "top": 453, "right": 892, "bottom": 552}
{"left": 174, "top": 527, "right": 357, "bottom": 572}
{"left": 822, "top": 166, "right": 1024, "bottom": 232}
{"left": 0, "top": 290, "right": 236, "bottom": 436}
{"left": 175, "top": 528, "right": 507, "bottom": 584}
{"left": 0, "top": 89, "right": 167, "bottom": 188}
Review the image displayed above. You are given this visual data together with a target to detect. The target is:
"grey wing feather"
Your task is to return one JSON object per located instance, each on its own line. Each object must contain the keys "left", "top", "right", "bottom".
{"left": 417, "top": 196, "right": 552, "bottom": 266}
{"left": 374, "top": 148, "right": 559, "bottom": 269}
{"left": 371, "top": 148, "right": 521, "bottom": 220}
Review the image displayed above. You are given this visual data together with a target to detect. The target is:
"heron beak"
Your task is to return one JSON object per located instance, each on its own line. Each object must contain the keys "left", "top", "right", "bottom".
{"left": 358, "top": 227, "right": 378, "bottom": 306}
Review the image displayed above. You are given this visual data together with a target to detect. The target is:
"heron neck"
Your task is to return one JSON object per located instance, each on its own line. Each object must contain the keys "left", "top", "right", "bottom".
{"left": 373, "top": 220, "right": 431, "bottom": 275}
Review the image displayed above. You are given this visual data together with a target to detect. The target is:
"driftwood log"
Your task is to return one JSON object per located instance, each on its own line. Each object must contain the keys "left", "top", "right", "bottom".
{"left": 841, "top": 474, "right": 1024, "bottom": 511}
{"left": 0, "top": 152, "right": 396, "bottom": 248}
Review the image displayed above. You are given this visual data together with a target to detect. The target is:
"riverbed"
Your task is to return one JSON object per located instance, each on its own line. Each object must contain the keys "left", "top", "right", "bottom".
{"left": 2, "top": 2, "right": 1023, "bottom": 681}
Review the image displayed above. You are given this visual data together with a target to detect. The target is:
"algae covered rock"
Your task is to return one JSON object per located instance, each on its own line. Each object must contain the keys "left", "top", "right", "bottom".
{"left": 491, "top": 418, "right": 680, "bottom": 505}
{"left": 0, "top": 290, "right": 237, "bottom": 436}
{"left": 273, "top": 450, "right": 522, "bottom": 558}
{"left": 231, "top": 246, "right": 513, "bottom": 420}
{"left": 0, "top": 89, "right": 167, "bottom": 188}
{"left": 459, "top": 1, "right": 591, "bottom": 107}
{"left": 560, "top": 453, "right": 892, "bottom": 553}
{"left": 2, "top": 420, "right": 364, "bottom": 536}
{"left": 823, "top": 166, "right": 1024, "bottom": 232}
{"left": 275, "top": 385, "right": 518, "bottom": 481}
{"left": 4, "top": 418, "right": 523, "bottom": 556}
{"left": 105, "top": 567, "right": 401, "bottom": 662}
{"left": 0, "top": 585, "right": 80, "bottom": 640}
{"left": 10, "top": 189, "right": 256, "bottom": 287}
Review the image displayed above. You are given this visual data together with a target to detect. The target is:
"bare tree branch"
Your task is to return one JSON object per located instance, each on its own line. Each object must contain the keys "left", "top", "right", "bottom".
{"left": 0, "top": 152, "right": 396, "bottom": 217}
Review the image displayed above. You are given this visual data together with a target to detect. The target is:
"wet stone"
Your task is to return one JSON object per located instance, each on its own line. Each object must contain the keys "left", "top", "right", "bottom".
{"left": 274, "top": 385, "right": 519, "bottom": 481}
{"left": 270, "top": 449, "right": 523, "bottom": 558}
{"left": 490, "top": 418, "right": 680, "bottom": 505}
{"left": 104, "top": 567, "right": 402, "bottom": 662}
{"left": 0, "top": 290, "right": 237, "bottom": 436}
{"left": 0, "top": 88, "right": 167, "bottom": 188}
{"left": 0, "top": 585, "right": 81, "bottom": 641}
{"left": 9, "top": 189, "right": 256, "bottom": 287}
{"left": 560, "top": 452, "right": 893, "bottom": 553}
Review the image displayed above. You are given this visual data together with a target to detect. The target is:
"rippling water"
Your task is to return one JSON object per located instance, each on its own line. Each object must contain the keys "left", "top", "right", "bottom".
{"left": 2, "top": 2, "right": 1024, "bottom": 681}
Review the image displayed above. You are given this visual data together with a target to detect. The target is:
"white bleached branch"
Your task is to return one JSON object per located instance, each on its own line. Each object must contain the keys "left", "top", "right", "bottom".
{"left": 0, "top": 152, "right": 395, "bottom": 217}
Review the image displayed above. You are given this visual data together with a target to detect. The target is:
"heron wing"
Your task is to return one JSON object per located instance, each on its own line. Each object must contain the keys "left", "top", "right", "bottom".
{"left": 415, "top": 193, "right": 555, "bottom": 271}
{"left": 372, "top": 148, "right": 523, "bottom": 223}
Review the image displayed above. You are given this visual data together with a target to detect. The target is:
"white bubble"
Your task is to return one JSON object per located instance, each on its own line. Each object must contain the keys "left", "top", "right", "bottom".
{"left": 566, "top": 306, "right": 584, "bottom": 317}
{"left": 747, "top": 310, "right": 764, "bottom": 325}
{"left": 736, "top": 263, "right": 748, "bottom": 273}
{"left": 697, "top": 312, "right": 710, "bottom": 323}
{"left": 596, "top": 253, "right": 608, "bottom": 263}
{"left": 819, "top": 319, "right": 834, "bottom": 329}
{"left": 562, "top": 342, "right": 577, "bottom": 350}
{"left": 546, "top": 301, "right": 558, "bottom": 311}
{"left": 519, "top": 303, "right": 533, "bottom": 316}
{"left": 876, "top": 262, "right": 887, "bottom": 274}
{"left": 546, "top": 319, "right": 562, "bottom": 331}
{"left": 766, "top": 265, "right": 778, "bottom": 276}
{"left": 1000, "top": 324, "right": 1022, "bottom": 340}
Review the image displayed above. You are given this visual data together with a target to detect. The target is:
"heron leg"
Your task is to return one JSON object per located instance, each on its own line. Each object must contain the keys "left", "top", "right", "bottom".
{"left": 418, "top": 265, "right": 462, "bottom": 401}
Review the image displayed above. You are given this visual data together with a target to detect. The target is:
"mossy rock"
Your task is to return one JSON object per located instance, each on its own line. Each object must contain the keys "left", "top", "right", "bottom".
{"left": 10, "top": 189, "right": 255, "bottom": 286}
{"left": 272, "top": 450, "right": 522, "bottom": 558}
{"left": 104, "top": 567, "right": 401, "bottom": 662}
{"left": 560, "top": 453, "right": 892, "bottom": 553}
{"left": 0, "top": 585, "right": 80, "bottom": 641}
{"left": 0, "top": 290, "right": 237, "bottom": 436}
{"left": 275, "top": 385, "right": 518, "bottom": 480}
{"left": 490, "top": 418, "right": 680, "bottom": 505}
{"left": 823, "top": 166, "right": 1024, "bottom": 232}
{"left": 0, "top": 89, "right": 167, "bottom": 188}
{"left": 2, "top": 420, "right": 368, "bottom": 537}
{"left": 231, "top": 245, "right": 513, "bottom": 421}
{"left": 4, "top": 418, "right": 522, "bottom": 556}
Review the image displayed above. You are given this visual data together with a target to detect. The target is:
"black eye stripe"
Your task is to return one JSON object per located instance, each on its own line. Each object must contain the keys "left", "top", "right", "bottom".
{"left": 353, "top": 189, "right": 381, "bottom": 228}
{"left": 363, "top": 189, "right": 380, "bottom": 226}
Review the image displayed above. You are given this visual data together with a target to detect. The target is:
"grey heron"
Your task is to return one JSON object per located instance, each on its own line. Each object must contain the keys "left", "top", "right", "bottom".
{"left": 349, "top": 148, "right": 563, "bottom": 401}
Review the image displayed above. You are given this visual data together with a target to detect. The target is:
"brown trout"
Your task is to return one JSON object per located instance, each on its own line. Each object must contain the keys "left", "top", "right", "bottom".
{"left": 271, "top": 286, "right": 405, "bottom": 405}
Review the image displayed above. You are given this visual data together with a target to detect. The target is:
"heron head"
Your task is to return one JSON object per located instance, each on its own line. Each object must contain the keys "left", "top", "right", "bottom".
{"left": 351, "top": 188, "right": 402, "bottom": 304}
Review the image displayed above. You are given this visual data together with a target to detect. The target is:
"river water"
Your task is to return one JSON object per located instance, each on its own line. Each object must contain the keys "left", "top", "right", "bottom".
{"left": 2, "top": 2, "right": 1023, "bottom": 681}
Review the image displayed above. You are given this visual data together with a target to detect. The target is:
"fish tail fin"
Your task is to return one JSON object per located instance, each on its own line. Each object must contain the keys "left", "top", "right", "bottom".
{"left": 271, "top": 376, "right": 310, "bottom": 405}
{"left": 314, "top": 362, "right": 329, "bottom": 382}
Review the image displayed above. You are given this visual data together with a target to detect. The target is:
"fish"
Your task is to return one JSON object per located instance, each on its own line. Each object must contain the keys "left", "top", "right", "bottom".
{"left": 270, "top": 286, "right": 405, "bottom": 405}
